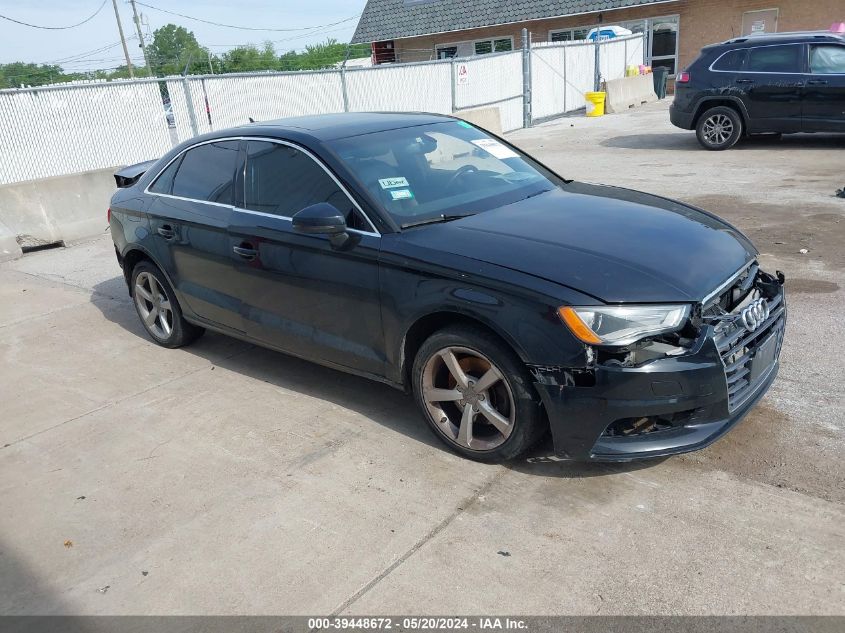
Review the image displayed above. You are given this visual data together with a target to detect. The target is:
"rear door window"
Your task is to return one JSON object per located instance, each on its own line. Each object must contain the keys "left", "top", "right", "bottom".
{"left": 746, "top": 45, "right": 803, "bottom": 73}
{"left": 170, "top": 140, "right": 240, "bottom": 205}
{"left": 713, "top": 49, "right": 747, "bottom": 72}
{"left": 809, "top": 45, "right": 845, "bottom": 74}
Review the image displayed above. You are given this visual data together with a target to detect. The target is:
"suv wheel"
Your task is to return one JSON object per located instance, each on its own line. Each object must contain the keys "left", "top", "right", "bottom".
{"left": 131, "top": 261, "right": 204, "bottom": 348}
{"left": 411, "top": 325, "right": 544, "bottom": 462}
{"left": 696, "top": 106, "right": 743, "bottom": 151}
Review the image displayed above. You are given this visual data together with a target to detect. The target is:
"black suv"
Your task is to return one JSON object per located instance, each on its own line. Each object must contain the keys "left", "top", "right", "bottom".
{"left": 670, "top": 31, "right": 845, "bottom": 150}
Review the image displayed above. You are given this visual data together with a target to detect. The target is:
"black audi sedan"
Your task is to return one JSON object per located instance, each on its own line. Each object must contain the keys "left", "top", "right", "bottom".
{"left": 109, "top": 112, "right": 786, "bottom": 462}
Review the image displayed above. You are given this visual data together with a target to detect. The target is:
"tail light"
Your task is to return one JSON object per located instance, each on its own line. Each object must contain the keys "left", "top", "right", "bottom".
{"left": 107, "top": 208, "right": 111, "bottom": 224}
{"left": 676, "top": 71, "right": 690, "bottom": 83}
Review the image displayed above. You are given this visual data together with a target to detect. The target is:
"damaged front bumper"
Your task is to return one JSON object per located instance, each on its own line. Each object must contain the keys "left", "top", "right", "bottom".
{"left": 531, "top": 275, "right": 786, "bottom": 462}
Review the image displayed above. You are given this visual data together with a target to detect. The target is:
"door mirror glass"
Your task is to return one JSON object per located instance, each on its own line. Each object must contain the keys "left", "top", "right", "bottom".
{"left": 292, "top": 203, "right": 347, "bottom": 235}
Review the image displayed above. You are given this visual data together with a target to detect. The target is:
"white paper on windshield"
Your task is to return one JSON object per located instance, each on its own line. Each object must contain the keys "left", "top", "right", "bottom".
{"left": 379, "top": 177, "right": 409, "bottom": 189}
{"left": 470, "top": 138, "right": 518, "bottom": 159}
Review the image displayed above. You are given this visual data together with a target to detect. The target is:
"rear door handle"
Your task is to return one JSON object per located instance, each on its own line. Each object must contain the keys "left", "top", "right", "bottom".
{"left": 157, "top": 224, "right": 175, "bottom": 239}
{"left": 233, "top": 244, "right": 258, "bottom": 260}
{"left": 807, "top": 79, "right": 828, "bottom": 85}
{"left": 735, "top": 78, "right": 755, "bottom": 84}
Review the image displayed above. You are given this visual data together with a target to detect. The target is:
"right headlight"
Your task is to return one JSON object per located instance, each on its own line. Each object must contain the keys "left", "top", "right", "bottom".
{"left": 558, "top": 304, "right": 691, "bottom": 347}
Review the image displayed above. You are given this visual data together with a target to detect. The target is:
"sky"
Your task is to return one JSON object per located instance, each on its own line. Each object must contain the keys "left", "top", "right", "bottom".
{"left": 0, "top": 0, "right": 368, "bottom": 69}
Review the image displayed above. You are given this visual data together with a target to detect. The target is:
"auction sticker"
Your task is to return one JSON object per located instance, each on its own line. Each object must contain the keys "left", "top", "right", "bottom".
{"left": 470, "top": 138, "right": 518, "bottom": 159}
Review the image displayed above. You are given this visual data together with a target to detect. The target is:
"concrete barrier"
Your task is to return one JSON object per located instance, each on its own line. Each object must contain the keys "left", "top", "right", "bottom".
{"left": 603, "top": 74, "right": 658, "bottom": 114}
{"left": 0, "top": 167, "right": 116, "bottom": 261}
{"left": 0, "top": 216, "right": 20, "bottom": 262}
{"left": 455, "top": 107, "right": 503, "bottom": 136}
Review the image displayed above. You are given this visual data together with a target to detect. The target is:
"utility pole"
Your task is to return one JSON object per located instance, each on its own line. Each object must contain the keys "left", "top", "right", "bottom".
{"left": 129, "top": 0, "right": 153, "bottom": 77}
{"left": 111, "top": 0, "right": 134, "bottom": 78}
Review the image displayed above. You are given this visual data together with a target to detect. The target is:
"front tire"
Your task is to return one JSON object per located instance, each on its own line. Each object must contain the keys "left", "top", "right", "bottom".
{"left": 411, "top": 325, "right": 544, "bottom": 462}
{"left": 131, "top": 261, "right": 204, "bottom": 348}
{"left": 696, "top": 106, "right": 743, "bottom": 151}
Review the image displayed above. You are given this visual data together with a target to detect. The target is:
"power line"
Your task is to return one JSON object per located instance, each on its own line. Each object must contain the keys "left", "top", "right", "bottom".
{"left": 134, "top": 2, "right": 359, "bottom": 33}
{"left": 45, "top": 38, "right": 136, "bottom": 65}
{"left": 0, "top": 0, "right": 108, "bottom": 30}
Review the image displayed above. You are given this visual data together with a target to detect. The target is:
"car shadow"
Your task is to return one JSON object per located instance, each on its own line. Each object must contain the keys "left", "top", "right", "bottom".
{"left": 90, "top": 276, "right": 663, "bottom": 479}
{"left": 602, "top": 132, "right": 845, "bottom": 151}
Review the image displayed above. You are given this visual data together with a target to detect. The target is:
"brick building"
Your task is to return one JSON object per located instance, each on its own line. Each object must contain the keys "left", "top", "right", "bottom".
{"left": 351, "top": 0, "right": 845, "bottom": 76}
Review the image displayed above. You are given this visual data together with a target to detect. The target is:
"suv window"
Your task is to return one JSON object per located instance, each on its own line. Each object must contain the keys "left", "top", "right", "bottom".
{"left": 713, "top": 49, "right": 747, "bottom": 72}
{"left": 243, "top": 141, "right": 367, "bottom": 230}
{"left": 810, "top": 45, "right": 845, "bottom": 74}
{"left": 746, "top": 45, "right": 802, "bottom": 73}
{"left": 170, "top": 140, "right": 239, "bottom": 205}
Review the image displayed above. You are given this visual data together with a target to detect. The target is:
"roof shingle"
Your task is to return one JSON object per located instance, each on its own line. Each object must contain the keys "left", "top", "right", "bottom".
{"left": 351, "top": 0, "right": 673, "bottom": 43}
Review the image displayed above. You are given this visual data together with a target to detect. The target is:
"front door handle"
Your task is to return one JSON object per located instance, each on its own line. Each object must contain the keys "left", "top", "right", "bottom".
{"left": 807, "top": 79, "right": 828, "bottom": 85}
{"left": 735, "top": 78, "right": 755, "bottom": 84}
{"left": 233, "top": 244, "right": 258, "bottom": 260}
{"left": 157, "top": 224, "right": 175, "bottom": 239}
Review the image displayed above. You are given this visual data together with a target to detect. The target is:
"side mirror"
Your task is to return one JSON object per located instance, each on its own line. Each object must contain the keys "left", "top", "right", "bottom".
{"left": 292, "top": 203, "right": 347, "bottom": 235}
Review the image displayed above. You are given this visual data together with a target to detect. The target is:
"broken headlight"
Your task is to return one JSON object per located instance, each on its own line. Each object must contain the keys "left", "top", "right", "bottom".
{"left": 558, "top": 304, "right": 691, "bottom": 347}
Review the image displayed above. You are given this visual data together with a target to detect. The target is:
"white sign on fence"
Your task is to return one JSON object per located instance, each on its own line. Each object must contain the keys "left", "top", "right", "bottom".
{"left": 456, "top": 63, "right": 470, "bottom": 86}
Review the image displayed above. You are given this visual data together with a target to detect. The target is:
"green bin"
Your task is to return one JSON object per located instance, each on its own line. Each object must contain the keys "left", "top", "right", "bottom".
{"left": 652, "top": 66, "right": 669, "bottom": 100}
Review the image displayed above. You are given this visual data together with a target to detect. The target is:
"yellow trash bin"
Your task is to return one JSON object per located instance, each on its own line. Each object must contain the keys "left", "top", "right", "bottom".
{"left": 586, "top": 91, "right": 606, "bottom": 117}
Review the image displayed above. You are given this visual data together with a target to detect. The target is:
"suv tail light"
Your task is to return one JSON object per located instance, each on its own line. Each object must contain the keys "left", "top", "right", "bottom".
{"left": 107, "top": 208, "right": 111, "bottom": 224}
{"left": 676, "top": 71, "right": 690, "bottom": 83}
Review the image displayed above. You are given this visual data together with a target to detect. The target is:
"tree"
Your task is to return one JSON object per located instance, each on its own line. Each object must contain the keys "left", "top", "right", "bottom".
{"left": 220, "top": 42, "right": 278, "bottom": 73}
{"left": 0, "top": 62, "right": 64, "bottom": 88}
{"left": 147, "top": 24, "right": 210, "bottom": 76}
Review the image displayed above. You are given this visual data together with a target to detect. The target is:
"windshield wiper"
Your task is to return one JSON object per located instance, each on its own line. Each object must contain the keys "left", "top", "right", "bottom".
{"left": 400, "top": 213, "right": 476, "bottom": 229}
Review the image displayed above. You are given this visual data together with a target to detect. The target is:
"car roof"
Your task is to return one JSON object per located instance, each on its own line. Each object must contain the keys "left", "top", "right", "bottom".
{"left": 230, "top": 111, "right": 455, "bottom": 142}
{"left": 716, "top": 31, "right": 845, "bottom": 48}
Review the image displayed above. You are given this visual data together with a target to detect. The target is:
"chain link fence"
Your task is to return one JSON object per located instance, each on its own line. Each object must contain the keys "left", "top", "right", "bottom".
{"left": 0, "top": 35, "right": 643, "bottom": 186}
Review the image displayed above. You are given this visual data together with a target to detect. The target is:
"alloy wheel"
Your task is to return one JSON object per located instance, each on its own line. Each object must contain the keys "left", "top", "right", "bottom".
{"left": 134, "top": 271, "right": 174, "bottom": 340}
{"left": 702, "top": 114, "right": 734, "bottom": 146}
{"left": 421, "top": 346, "right": 515, "bottom": 451}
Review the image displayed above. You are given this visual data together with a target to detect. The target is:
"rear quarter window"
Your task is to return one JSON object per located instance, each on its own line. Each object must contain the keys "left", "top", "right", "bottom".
{"left": 712, "top": 49, "right": 747, "bottom": 71}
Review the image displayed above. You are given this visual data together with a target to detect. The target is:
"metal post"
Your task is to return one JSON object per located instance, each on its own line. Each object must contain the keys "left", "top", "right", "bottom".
{"left": 340, "top": 68, "right": 349, "bottom": 113}
{"left": 521, "top": 28, "right": 532, "bottom": 128}
{"left": 594, "top": 37, "right": 601, "bottom": 92}
{"left": 111, "top": 0, "right": 134, "bottom": 78}
{"left": 562, "top": 45, "right": 567, "bottom": 114}
{"left": 183, "top": 77, "right": 200, "bottom": 137}
{"left": 129, "top": 0, "right": 152, "bottom": 76}
{"left": 182, "top": 57, "right": 200, "bottom": 137}
{"left": 450, "top": 58, "right": 457, "bottom": 113}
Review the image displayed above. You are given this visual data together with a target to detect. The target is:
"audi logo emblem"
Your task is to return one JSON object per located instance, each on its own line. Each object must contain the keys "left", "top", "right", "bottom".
{"left": 740, "top": 298, "right": 770, "bottom": 332}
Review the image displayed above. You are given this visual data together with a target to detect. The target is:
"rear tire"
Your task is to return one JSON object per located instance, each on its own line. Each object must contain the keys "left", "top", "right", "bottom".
{"left": 411, "top": 325, "right": 544, "bottom": 462}
{"left": 131, "top": 261, "right": 204, "bottom": 348}
{"left": 696, "top": 106, "right": 743, "bottom": 151}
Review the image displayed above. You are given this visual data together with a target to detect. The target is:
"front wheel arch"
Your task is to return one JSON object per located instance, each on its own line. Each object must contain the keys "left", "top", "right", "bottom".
{"left": 401, "top": 310, "right": 530, "bottom": 391}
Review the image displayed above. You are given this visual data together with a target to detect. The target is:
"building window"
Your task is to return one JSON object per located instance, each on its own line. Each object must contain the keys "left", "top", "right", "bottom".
{"left": 549, "top": 28, "right": 589, "bottom": 42}
{"left": 436, "top": 37, "right": 513, "bottom": 59}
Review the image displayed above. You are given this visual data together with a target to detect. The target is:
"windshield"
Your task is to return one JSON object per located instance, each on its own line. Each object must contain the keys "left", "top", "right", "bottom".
{"left": 328, "top": 121, "right": 565, "bottom": 227}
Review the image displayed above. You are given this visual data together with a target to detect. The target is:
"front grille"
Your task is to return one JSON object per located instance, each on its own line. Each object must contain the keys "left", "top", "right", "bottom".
{"left": 713, "top": 291, "right": 785, "bottom": 412}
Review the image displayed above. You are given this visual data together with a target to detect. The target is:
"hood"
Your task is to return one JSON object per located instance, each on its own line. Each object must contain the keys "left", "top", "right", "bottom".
{"left": 400, "top": 183, "right": 756, "bottom": 303}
